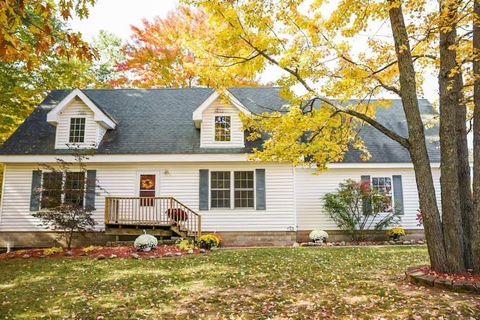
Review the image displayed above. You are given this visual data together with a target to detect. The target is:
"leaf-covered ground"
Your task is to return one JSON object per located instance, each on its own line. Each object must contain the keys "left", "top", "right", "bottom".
{"left": 0, "top": 246, "right": 479, "bottom": 319}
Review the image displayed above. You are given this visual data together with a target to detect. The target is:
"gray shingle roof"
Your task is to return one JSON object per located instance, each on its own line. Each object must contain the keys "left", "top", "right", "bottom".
{"left": 0, "top": 87, "right": 440, "bottom": 163}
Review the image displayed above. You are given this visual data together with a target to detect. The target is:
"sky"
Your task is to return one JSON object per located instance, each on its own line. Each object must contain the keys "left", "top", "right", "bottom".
{"left": 68, "top": 0, "right": 437, "bottom": 102}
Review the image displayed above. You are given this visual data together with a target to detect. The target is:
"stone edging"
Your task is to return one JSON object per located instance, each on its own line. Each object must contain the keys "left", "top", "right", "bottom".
{"left": 406, "top": 266, "right": 480, "bottom": 294}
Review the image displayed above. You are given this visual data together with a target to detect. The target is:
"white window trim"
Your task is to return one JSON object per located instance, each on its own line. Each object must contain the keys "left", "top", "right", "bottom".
{"left": 40, "top": 170, "right": 86, "bottom": 210}
{"left": 68, "top": 116, "right": 87, "bottom": 144}
{"left": 233, "top": 170, "right": 255, "bottom": 209}
{"left": 209, "top": 170, "right": 256, "bottom": 210}
{"left": 370, "top": 175, "right": 395, "bottom": 214}
{"left": 213, "top": 114, "right": 232, "bottom": 143}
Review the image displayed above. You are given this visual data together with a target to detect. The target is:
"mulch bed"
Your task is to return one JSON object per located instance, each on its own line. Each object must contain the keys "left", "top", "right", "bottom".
{"left": 0, "top": 245, "right": 205, "bottom": 261}
{"left": 406, "top": 265, "right": 480, "bottom": 294}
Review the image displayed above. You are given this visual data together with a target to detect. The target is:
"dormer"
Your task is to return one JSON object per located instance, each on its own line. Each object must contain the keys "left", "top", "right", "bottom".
{"left": 46, "top": 89, "right": 116, "bottom": 149}
{"left": 193, "top": 91, "right": 251, "bottom": 148}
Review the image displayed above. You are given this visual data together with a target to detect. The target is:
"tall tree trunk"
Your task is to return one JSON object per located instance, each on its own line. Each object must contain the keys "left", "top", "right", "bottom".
{"left": 472, "top": 0, "right": 480, "bottom": 273}
{"left": 455, "top": 73, "right": 474, "bottom": 270}
{"left": 438, "top": 0, "right": 466, "bottom": 273}
{"left": 388, "top": 1, "right": 449, "bottom": 272}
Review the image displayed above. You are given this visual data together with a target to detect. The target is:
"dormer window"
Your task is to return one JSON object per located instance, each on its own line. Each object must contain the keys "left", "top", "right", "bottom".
{"left": 69, "top": 117, "right": 86, "bottom": 143}
{"left": 215, "top": 115, "right": 231, "bottom": 142}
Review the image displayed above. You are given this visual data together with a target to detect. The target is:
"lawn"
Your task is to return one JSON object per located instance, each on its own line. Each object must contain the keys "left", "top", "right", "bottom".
{"left": 0, "top": 246, "right": 479, "bottom": 319}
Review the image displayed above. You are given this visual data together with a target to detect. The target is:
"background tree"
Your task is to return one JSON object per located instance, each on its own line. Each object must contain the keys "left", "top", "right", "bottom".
{"left": 117, "top": 6, "right": 262, "bottom": 88}
{"left": 0, "top": 0, "right": 95, "bottom": 67}
{"left": 91, "top": 30, "right": 126, "bottom": 86}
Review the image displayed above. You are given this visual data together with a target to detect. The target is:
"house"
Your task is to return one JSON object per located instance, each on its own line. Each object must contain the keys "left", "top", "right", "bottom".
{"left": 0, "top": 87, "right": 440, "bottom": 247}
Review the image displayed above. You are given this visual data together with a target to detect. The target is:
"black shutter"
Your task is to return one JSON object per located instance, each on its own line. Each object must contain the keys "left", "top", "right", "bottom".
{"left": 85, "top": 170, "right": 96, "bottom": 210}
{"left": 360, "top": 175, "right": 372, "bottom": 215}
{"left": 30, "top": 170, "right": 42, "bottom": 211}
{"left": 199, "top": 169, "right": 209, "bottom": 210}
{"left": 256, "top": 169, "right": 266, "bottom": 210}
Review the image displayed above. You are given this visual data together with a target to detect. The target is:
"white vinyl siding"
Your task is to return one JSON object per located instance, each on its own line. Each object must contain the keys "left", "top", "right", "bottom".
{"left": 54, "top": 98, "right": 107, "bottom": 149}
{"left": 295, "top": 167, "right": 441, "bottom": 231}
{"left": 0, "top": 162, "right": 295, "bottom": 232}
{"left": 0, "top": 162, "right": 441, "bottom": 233}
{"left": 200, "top": 97, "right": 245, "bottom": 148}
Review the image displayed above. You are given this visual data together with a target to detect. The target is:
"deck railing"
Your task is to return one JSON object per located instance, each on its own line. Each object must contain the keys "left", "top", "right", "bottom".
{"left": 105, "top": 197, "right": 201, "bottom": 238}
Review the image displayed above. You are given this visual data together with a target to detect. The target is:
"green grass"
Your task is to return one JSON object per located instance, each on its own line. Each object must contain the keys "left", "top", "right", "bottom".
{"left": 0, "top": 246, "right": 478, "bottom": 319}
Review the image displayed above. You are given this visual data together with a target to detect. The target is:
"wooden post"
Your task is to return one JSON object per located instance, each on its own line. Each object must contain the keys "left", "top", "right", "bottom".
{"left": 198, "top": 215, "right": 202, "bottom": 239}
{"left": 105, "top": 197, "right": 110, "bottom": 224}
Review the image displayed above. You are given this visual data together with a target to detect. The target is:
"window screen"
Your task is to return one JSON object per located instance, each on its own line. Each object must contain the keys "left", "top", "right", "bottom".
{"left": 64, "top": 172, "right": 85, "bottom": 207}
{"left": 41, "top": 172, "right": 63, "bottom": 209}
{"left": 69, "top": 117, "right": 86, "bottom": 143}
{"left": 234, "top": 171, "right": 254, "bottom": 208}
{"left": 211, "top": 171, "right": 231, "bottom": 208}
{"left": 214, "top": 116, "right": 231, "bottom": 142}
{"left": 371, "top": 177, "right": 393, "bottom": 212}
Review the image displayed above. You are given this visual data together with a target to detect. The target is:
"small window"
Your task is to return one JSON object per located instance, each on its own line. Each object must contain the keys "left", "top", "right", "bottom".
{"left": 211, "top": 171, "right": 231, "bottom": 208}
{"left": 214, "top": 116, "right": 231, "bottom": 142}
{"left": 41, "top": 172, "right": 63, "bottom": 209}
{"left": 234, "top": 171, "right": 254, "bottom": 208}
{"left": 139, "top": 174, "right": 156, "bottom": 206}
{"left": 371, "top": 177, "right": 393, "bottom": 212}
{"left": 64, "top": 172, "right": 85, "bottom": 207}
{"left": 69, "top": 117, "right": 86, "bottom": 143}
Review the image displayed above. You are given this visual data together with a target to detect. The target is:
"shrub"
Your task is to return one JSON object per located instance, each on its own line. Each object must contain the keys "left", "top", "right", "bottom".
{"left": 323, "top": 179, "right": 400, "bottom": 241}
{"left": 387, "top": 227, "right": 406, "bottom": 240}
{"left": 32, "top": 204, "right": 96, "bottom": 250}
{"left": 82, "top": 245, "right": 99, "bottom": 253}
{"left": 43, "top": 246, "right": 64, "bottom": 256}
{"left": 177, "top": 239, "right": 195, "bottom": 251}
{"left": 15, "top": 249, "right": 27, "bottom": 256}
{"left": 309, "top": 229, "right": 329, "bottom": 243}
{"left": 134, "top": 232, "right": 158, "bottom": 252}
{"left": 199, "top": 234, "right": 221, "bottom": 249}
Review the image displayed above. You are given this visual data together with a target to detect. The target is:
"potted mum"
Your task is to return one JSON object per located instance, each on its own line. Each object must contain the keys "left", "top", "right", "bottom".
{"left": 309, "top": 229, "right": 329, "bottom": 244}
{"left": 386, "top": 227, "right": 406, "bottom": 242}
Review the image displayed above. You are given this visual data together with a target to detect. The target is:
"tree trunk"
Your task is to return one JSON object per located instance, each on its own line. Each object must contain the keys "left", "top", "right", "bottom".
{"left": 388, "top": 2, "right": 448, "bottom": 272}
{"left": 472, "top": 0, "right": 480, "bottom": 273}
{"left": 455, "top": 73, "right": 474, "bottom": 270}
{"left": 438, "top": 0, "right": 466, "bottom": 274}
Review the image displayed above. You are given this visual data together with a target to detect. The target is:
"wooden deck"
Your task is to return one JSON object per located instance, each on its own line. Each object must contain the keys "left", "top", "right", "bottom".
{"left": 105, "top": 197, "right": 202, "bottom": 239}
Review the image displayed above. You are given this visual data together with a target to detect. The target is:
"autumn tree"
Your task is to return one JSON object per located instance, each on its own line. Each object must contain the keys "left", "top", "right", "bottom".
{"left": 0, "top": 0, "right": 95, "bottom": 67}
{"left": 188, "top": 0, "right": 479, "bottom": 274}
{"left": 117, "top": 6, "right": 262, "bottom": 88}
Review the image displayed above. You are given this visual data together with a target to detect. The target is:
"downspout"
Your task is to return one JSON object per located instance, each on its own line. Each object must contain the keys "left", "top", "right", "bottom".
{"left": 0, "top": 163, "right": 6, "bottom": 229}
{"left": 0, "top": 164, "right": 7, "bottom": 251}
{"left": 292, "top": 165, "right": 298, "bottom": 243}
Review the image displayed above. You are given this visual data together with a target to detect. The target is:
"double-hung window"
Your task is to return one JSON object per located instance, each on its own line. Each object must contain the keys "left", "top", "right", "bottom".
{"left": 40, "top": 172, "right": 63, "bottom": 209}
{"left": 210, "top": 171, "right": 255, "bottom": 209}
{"left": 64, "top": 172, "right": 86, "bottom": 207}
{"left": 69, "top": 117, "right": 86, "bottom": 143}
{"left": 371, "top": 176, "right": 393, "bottom": 212}
{"left": 234, "top": 171, "right": 254, "bottom": 208}
{"left": 214, "top": 116, "right": 231, "bottom": 142}
{"left": 41, "top": 172, "right": 86, "bottom": 209}
{"left": 211, "top": 171, "right": 231, "bottom": 208}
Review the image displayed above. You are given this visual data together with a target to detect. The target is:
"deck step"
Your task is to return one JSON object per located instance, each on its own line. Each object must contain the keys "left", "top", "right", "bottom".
{"left": 105, "top": 227, "right": 173, "bottom": 237}
{"left": 106, "top": 239, "right": 180, "bottom": 247}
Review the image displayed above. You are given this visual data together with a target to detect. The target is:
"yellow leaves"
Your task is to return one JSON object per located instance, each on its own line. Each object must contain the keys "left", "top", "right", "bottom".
{"left": 242, "top": 98, "right": 368, "bottom": 170}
